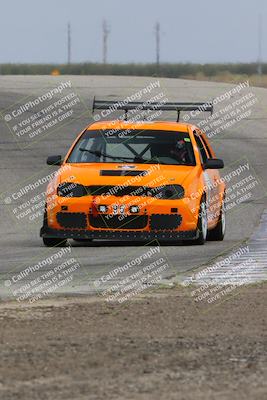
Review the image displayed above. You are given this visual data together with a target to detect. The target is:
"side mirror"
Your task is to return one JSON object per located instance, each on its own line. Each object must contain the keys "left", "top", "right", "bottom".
{"left": 204, "top": 158, "right": 224, "bottom": 170}
{"left": 46, "top": 155, "right": 62, "bottom": 166}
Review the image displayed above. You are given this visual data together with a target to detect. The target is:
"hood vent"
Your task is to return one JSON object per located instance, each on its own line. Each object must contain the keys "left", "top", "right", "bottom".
{"left": 100, "top": 170, "right": 148, "bottom": 177}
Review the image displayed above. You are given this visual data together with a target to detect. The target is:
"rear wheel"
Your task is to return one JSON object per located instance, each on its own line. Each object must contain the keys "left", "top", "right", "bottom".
{"left": 207, "top": 201, "right": 226, "bottom": 241}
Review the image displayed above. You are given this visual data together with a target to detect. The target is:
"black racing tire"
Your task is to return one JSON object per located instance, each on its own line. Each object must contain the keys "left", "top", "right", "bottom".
{"left": 42, "top": 205, "right": 67, "bottom": 246}
{"left": 207, "top": 201, "right": 226, "bottom": 241}
{"left": 192, "top": 196, "right": 208, "bottom": 245}
{"left": 72, "top": 239, "right": 93, "bottom": 243}
{"left": 43, "top": 205, "right": 48, "bottom": 228}
{"left": 43, "top": 237, "right": 68, "bottom": 247}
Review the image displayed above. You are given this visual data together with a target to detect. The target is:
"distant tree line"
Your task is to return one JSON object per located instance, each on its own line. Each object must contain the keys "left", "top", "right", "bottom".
{"left": 0, "top": 63, "right": 266, "bottom": 77}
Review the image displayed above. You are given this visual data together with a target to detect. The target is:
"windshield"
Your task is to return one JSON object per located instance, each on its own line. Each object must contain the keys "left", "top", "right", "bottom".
{"left": 67, "top": 129, "right": 196, "bottom": 166}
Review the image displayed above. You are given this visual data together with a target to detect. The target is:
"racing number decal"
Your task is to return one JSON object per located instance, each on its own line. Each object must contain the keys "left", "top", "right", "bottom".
{"left": 112, "top": 204, "right": 126, "bottom": 215}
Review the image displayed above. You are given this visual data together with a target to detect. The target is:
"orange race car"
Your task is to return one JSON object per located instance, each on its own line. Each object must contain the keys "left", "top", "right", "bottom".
{"left": 40, "top": 100, "right": 226, "bottom": 246}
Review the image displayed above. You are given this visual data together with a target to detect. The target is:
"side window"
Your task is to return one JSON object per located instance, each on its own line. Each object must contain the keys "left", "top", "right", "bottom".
{"left": 201, "top": 135, "right": 213, "bottom": 158}
{"left": 194, "top": 133, "right": 208, "bottom": 164}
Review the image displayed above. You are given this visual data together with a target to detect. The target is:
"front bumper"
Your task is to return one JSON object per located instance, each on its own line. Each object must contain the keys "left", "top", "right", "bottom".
{"left": 43, "top": 194, "right": 199, "bottom": 241}
{"left": 40, "top": 226, "right": 198, "bottom": 241}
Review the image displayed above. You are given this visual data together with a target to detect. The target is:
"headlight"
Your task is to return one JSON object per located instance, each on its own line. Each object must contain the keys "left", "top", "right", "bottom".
{"left": 57, "top": 182, "right": 86, "bottom": 197}
{"left": 153, "top": 185, "right": 184, "bottom": 200}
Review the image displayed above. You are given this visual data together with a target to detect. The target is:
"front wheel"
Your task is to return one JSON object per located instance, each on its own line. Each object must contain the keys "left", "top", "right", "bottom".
{"left": 193, "top": 198, "right": 208, "bottom": 245}
{"left": 43, "top": 237, "right": 68, "bottom": 247}
{"left": 207, "top": 202, "right": 226, "bottom": 241}
{"left": 73, "top": 239, "right": 93, "bottom": 243}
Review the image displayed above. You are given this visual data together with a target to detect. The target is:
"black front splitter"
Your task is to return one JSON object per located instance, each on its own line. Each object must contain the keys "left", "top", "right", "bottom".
{"left": 40, "top": 226, "right": 198, "bottom": 241}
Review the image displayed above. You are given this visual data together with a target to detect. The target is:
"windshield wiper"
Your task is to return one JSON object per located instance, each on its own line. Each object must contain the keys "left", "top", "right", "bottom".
{"left": 135, "top": 157, "right": 168, "bottom": 165}
{"left": 79, "top": 148, "right": 173, "bottom": 165}
{"left": 79, "top": 148, "right": 134, "bottom": 162}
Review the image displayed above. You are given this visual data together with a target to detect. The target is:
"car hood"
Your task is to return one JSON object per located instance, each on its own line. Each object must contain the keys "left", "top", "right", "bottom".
{"left": 59, "top": 163, "right": 196, "bottom": 188}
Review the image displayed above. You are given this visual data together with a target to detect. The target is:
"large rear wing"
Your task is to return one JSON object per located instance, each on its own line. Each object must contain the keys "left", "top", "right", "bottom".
{"left": 92, "top": 98, "right": 213, "bottom": 122}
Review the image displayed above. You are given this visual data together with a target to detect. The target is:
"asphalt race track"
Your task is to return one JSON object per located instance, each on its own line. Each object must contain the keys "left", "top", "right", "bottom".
{"left": 0, "top": 75, "right": 266, "bottom": 300}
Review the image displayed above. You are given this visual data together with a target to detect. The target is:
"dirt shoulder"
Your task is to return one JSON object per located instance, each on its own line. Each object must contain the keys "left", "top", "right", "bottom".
{"left": 0, "top": 285, "right": 266, "bottom": 400}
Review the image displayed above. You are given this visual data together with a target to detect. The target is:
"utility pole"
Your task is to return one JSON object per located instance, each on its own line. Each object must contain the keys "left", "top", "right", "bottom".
{"left": 103, "top": 20, "right": 110, "bottom": 64}
{"left": 257, "top": 14, "right": 262, "bottom": 76}
{"left": 67, "top": 22, "right": 71, "bottom": 65}
{"left": 155, "top": 22, "right": 160, "bottom": 68}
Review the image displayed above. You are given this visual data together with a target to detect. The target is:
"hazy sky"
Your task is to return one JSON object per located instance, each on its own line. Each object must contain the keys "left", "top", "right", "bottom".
{"left": 0, "top": 0, "right": 266, "bottom": 64}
